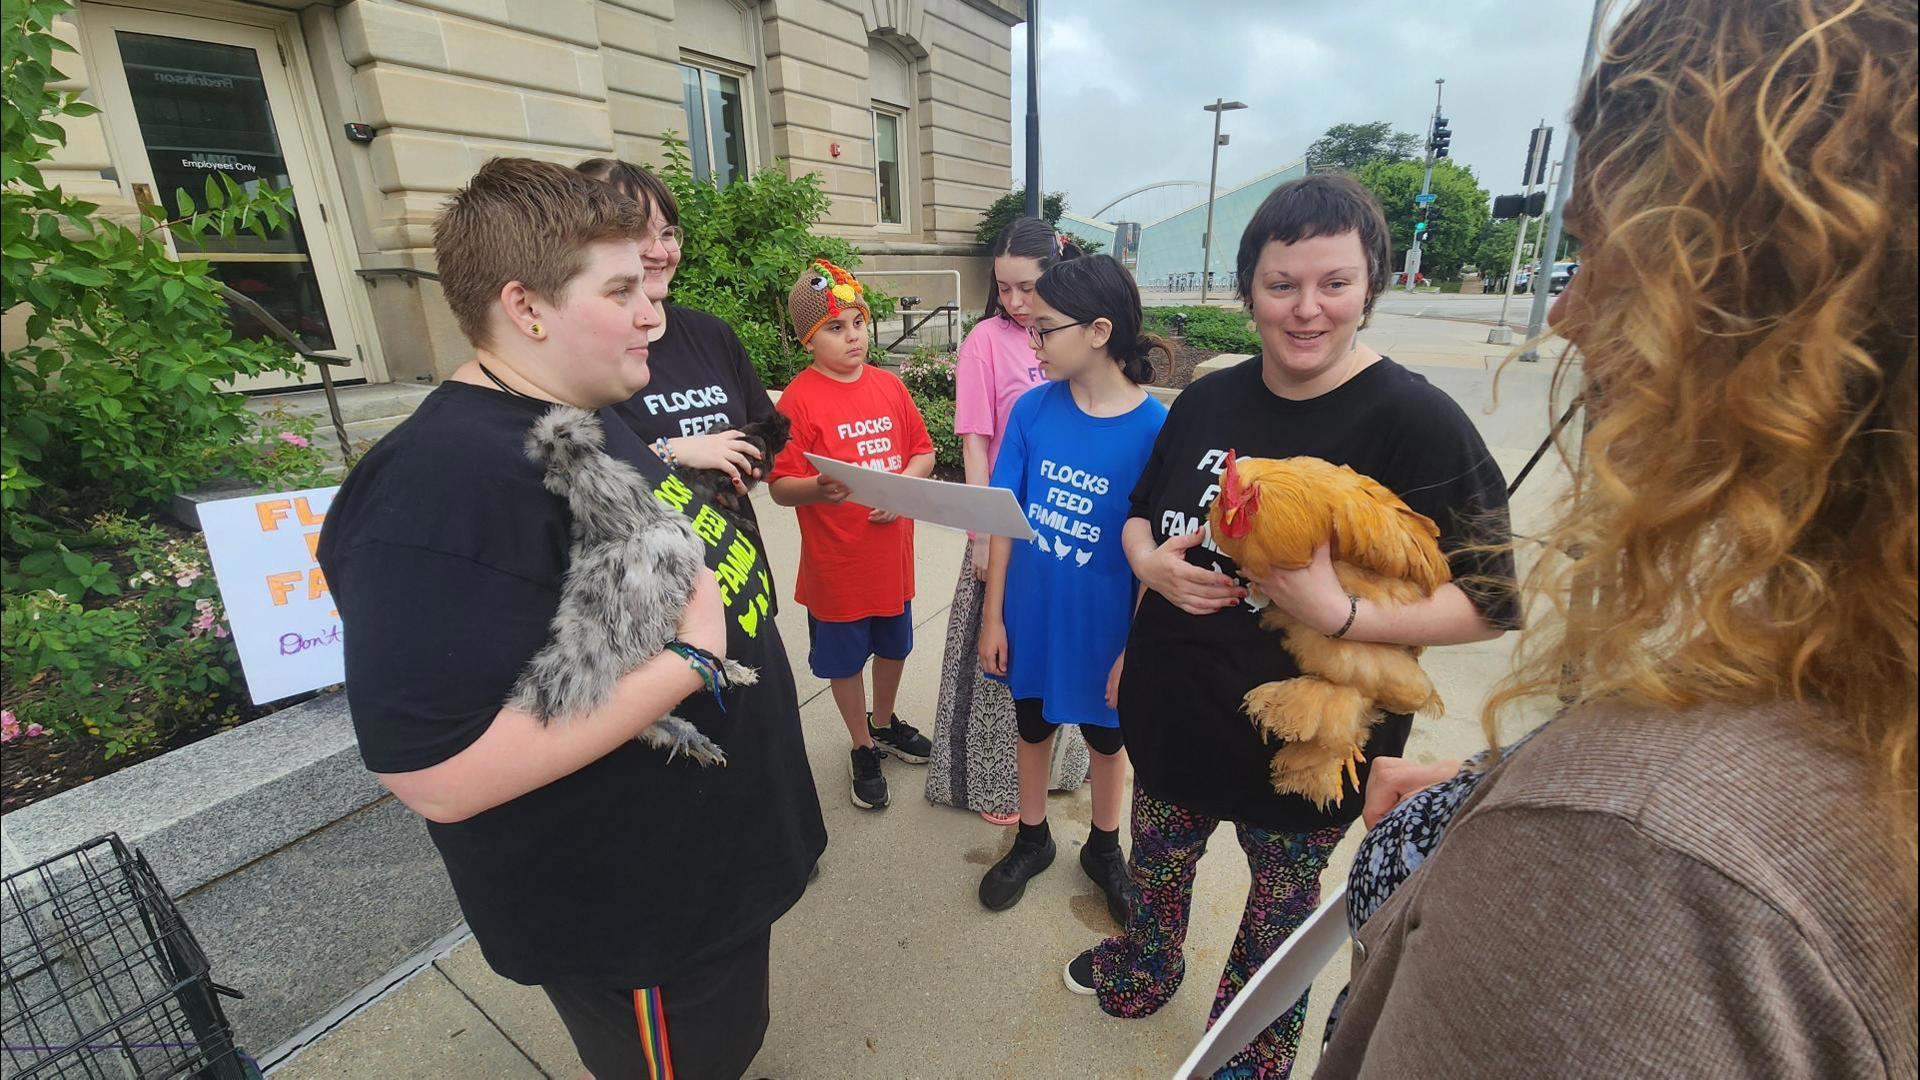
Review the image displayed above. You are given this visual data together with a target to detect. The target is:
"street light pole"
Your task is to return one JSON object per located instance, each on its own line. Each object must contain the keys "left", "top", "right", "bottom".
{"left": 1023, "top": 0, "right": 1041, "bottom": 219}
{"left": 1404, "top": 78, "right": 1444, "bottom": 291}
{"left": 1198, "top": 98, "right": 1246, "bottom": 304}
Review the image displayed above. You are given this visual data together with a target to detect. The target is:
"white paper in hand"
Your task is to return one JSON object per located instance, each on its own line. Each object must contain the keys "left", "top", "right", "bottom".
{"left": 804, "top": 453, "right": 1035, "bottom": 541}
{"left": 1174, "top": 883, "right": 1350, "bottom": 1079}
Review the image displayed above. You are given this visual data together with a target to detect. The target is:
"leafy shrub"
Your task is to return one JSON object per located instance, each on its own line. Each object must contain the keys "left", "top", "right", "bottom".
{"left": 909, "top": 390, "right": 962, "bottom": 470}
{"left": 898, "top": 346, "right": 956, "bottom": 400}
{"left": 1142, "top": 306, "right": 1262, "bottom": 354}
{"left": 655, "top": 135, "right": 895, "bottom": 389}
{"left": 2, "top": 514, "right": 241, "bottom": 757}
{"left": 2, "top": 0, "right": 326, "bottom": 538}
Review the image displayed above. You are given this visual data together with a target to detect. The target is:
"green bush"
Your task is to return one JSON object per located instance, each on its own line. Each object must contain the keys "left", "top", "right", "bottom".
{"left": 2, "top": 0, "right": 330, "bottom": 763}
{"left": 2, "top": 514, "right": 242, "bottom": 757}
{"left": 656, "top": 135, "right": 895, "bottom": 389}
{"left": 1143, "top": 306, "right": 1262, "bottom": 354}
{"left": 910, "top": 390, "right": 962, "bottom": 470}
{"left": 898, "top": 345, "right": 956, "bottom": 400}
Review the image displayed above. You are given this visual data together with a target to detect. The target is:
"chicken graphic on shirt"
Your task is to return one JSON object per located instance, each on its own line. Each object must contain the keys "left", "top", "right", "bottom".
{"left": 1052, "top": 536, "right": 1072, "bottom": 559}
{"left": 1074, "top": 549, "right": 1093, "bottom": 567}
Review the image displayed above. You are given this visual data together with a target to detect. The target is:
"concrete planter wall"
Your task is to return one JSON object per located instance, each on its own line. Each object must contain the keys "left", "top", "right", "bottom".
{"left": 0, "top": 693, "right": 464, "bottom": 1057}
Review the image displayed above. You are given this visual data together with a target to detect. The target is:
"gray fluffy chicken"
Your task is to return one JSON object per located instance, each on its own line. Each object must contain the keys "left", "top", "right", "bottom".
{"left": 507, "top": 406, "right": 754, "bottom": 765}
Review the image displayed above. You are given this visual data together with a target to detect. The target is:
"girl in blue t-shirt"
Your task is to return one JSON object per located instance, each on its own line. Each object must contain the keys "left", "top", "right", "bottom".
{"left": 976, "top": 255, "right": 1169, "bottom": 924}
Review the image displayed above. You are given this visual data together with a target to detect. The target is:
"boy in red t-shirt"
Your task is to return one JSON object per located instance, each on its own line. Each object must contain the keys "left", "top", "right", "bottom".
{"left": 770, "top": 261, "right": 938, "bottom": 810}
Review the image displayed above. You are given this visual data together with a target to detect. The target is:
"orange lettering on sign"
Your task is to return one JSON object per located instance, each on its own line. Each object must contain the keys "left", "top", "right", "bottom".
{"left": 256, "top": 500, "right": 292, "bottom": 532}
{"left": 308, "top": 568, "right": 330, "bottom": 601}
{"left": 266, "top": 571, "right": 303, "bottom": 605}
{"left": 294, "top": 497, "right": 325, "bottom": 527}
{"left": 304, "top": 531, "right": 322, "bottom": 564}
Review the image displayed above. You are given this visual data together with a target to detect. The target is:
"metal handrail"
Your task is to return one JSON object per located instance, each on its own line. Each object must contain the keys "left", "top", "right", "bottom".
{"left": 354, "top": 266, "right": 440, "bottom": 285}
{"left": 214, "top": 284, "right": 353, "bottom": 460}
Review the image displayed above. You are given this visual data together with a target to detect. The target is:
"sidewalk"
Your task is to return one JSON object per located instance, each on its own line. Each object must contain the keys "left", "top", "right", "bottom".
{"left": 267, "top": 353, "right": 1574, "bottom": 1079}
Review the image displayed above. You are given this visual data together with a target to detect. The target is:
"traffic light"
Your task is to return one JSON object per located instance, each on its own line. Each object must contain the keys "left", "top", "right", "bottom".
{"left": 1492, "top": 193, "right": 1525, "bottom": 219}
{"left": 1526, "top": 190, "right": 1547, "bottom": 216}
{"left": 1429, "top": 116, "right": 1452, "bottom": 159}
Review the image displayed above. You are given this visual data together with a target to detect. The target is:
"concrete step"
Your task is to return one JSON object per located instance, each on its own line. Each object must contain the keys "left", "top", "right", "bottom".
{"left": 249, "top": 383, "right": 434, "bottom": 426}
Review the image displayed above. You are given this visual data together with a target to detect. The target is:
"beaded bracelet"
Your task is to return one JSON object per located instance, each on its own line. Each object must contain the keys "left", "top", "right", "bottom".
{"left": 1328, "top": 594, "right": 1360, "bottom": 640}
{"left": 651, "top": 437, "right": 678, "bottom": 468}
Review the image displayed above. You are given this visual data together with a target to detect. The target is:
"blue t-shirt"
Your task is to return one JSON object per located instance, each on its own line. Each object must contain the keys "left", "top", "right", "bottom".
{"left": 989, "top": 380, "right": 1167, "bottom": 727}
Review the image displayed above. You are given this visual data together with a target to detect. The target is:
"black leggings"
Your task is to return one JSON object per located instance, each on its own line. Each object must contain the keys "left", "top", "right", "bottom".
{"left": 1014, "top": 697, "right": 1124, "bottom": 756}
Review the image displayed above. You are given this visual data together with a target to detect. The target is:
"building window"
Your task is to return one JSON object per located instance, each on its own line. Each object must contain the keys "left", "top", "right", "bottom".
{"left": 679, "top": 62, "right": 749, "bottom": 186}
{"left": 873, "top": 109, "right": 904, "bottom": 226}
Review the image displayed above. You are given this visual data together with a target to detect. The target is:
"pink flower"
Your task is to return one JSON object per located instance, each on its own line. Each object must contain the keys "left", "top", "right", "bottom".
{"left": 25, "top": 723, "right": 43, "bottom": 738}
{"left": 1, "top": 710, "right": 17, "bottom": 742}
{"left": 175, "top": 569, "right": 202, "bottom": 587}
{"left": 278, "top": 432, "right": 310, "bottom": 449}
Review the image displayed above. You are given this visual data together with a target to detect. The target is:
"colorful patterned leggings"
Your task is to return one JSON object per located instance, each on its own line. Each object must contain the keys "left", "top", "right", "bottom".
{"left": 1091, "top": 785, "right": 1347, "bottom": 1079}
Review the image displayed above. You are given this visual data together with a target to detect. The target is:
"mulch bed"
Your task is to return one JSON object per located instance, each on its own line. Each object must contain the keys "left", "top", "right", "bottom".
{"left": 2, "top": 688, "right": 323, "bottom": 814}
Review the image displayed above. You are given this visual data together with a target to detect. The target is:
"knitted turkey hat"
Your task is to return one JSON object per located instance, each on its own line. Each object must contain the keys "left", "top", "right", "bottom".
{"left": 787, "top": 259, "right": 871, "bottom": 346}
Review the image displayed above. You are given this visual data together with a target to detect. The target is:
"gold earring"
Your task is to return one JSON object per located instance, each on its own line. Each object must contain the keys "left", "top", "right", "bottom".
{"left": 529, "top": 322, "right": 544, "bottom": 338}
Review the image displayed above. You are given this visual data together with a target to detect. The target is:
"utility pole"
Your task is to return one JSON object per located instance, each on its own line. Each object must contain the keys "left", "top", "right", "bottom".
{"left": 1530, "top": 160, "right": 1560, "bottom": 267}
{"left": 1520, "top": 0, "right": 1609, "bottom": 360}
{"left": 1023, "top": 0, "right": 1040, "bottom": 219}
{"left": 1198, "top": 97, "right": 1247, "bottom": 304}
{"left": 1404, "top": 79, "right": 1445, "bottom": 291}
{"left": 1490, "top": 120, "right": 1549, "bottom": 344}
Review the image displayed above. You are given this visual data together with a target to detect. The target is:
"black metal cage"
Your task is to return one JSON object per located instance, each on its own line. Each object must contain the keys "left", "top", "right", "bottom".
{"left": 1, "top": 834, "right": 248, "bottom": 1079}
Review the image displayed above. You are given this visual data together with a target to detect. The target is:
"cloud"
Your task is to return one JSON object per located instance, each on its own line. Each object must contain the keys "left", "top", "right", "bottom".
{"left": 1009, "top": 1, "right": 1597, "bottom": 219}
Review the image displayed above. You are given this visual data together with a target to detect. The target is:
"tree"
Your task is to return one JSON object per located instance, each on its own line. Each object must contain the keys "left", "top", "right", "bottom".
{"left": 655, "top": 135, "right": 894, "bottom": 387}
{"left": 973, "top": 188, "right": 1105, "bottom": 253}
{"left": 1354, "top": 159, "right": 1491, "bottom": 281}
{"left": 1471, "top": 217, "right": 1524, "bottom": 278}
{"left": 1305, "top": 121, "right": 1422, "bottom": 174}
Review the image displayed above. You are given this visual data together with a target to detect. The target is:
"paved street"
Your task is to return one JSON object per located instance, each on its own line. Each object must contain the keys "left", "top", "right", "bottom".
{"left": 269, "top": 340, "right": 1578, "bottom": 1079}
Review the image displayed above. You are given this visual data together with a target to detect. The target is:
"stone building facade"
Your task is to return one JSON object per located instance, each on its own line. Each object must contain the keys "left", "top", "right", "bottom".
{"left": 39, "top": 0, "right": 1021, "bottom": 388}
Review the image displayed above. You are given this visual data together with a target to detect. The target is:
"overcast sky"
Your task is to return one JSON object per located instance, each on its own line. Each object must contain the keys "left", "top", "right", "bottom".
{"left": 1008, "top": 1, "right": 1600, "bottom": 221}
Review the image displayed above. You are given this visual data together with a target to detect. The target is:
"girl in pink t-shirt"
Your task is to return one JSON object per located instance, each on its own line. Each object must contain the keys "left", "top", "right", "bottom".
{"left": 927, "top": 219, "right": 1093, "bottom": 823}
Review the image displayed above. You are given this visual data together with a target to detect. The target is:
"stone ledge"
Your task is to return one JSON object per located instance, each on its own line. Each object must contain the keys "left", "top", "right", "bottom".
{"left": 0, "top": 692, "right": 382, "bottom": 897}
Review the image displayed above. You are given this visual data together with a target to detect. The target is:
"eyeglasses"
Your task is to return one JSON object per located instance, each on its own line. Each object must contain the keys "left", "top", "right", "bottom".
{"left": 649, "top": 226, "right": 683, "bottom": 251}
{"left": 1027, "top": 320, "right": 1086, "bottom": 347}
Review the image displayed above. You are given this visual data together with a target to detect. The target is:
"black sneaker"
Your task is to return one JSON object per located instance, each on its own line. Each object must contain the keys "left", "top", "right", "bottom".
{"left": 867, "top": 712, "right": 931, "bottom": 764}
{"left": 1080, "top": 843, "right": 1136, "bottom": 927}
{"left": 1063, "top": 948, "right": 1097, "bottom": 996}
{"left": 979, "top": 828, "right": 1056, "bottom": 911}
{"left": 850, "top": 745, "right": 889, "bottom": 810}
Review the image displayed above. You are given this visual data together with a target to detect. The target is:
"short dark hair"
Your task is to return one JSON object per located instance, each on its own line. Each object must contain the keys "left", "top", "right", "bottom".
{"left": 1034, "top": 254, "right": 1170, "bottom": 385}
{"left": 434, "top": 158, "right": 648, "bottom": 347}
{"left": 1235, "top": 173, "right": 1392, "bottom": 320}
{"left": 575, "top": 157, "right": 680, "bottom": 227}
{"left": 983, "top": 216, "right": 1083, "bottom": 322}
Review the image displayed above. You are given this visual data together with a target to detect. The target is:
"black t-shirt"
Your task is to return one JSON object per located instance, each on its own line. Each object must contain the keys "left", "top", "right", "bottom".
{"left": 611, "top": 303, "right": 777, "bottom": 442}
{"left": 316, "top": 381, "right": 825, "bottom": 988}
{"left": 1121, "top": 357, "right": 1519, "bottom": 832}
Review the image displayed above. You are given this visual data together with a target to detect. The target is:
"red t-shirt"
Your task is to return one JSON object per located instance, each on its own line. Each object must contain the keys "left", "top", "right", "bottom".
{"left": 771, "top": 365, "right": 935, "bottom": 622}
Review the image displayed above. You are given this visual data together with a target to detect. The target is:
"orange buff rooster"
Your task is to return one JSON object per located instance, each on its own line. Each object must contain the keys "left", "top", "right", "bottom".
{"left": 1208, "top": 452, "right": 1452, "bottom": 809}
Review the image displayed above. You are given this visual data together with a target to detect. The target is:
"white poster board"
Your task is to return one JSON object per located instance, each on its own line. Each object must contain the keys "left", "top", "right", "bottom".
{"left": 804, "top": 454, "right": 1036, "bottom": 540}
{"left": 1174, "top": 883, "right": 1351, "bottom": 1078}
{"left": 197, "top": 486, "right": 343, "bottom": 704}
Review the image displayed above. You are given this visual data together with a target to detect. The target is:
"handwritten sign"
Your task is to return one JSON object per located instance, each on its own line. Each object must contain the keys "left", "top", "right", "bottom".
{"left": 198, "top": 486, "right": 342, "bottom": 704}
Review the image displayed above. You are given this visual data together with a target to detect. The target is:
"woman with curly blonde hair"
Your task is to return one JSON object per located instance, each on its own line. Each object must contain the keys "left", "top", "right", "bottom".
{"left": 1316, "top": 0, "right": 1917, "bottom": 1075}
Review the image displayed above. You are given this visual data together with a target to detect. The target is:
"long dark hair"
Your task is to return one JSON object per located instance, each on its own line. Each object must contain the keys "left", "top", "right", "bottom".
{"left": 1033, "top": 255, "right": 1168, "bottom": 385}
{"left": 983, "top": 216, "right": 1083, "bottom": 322}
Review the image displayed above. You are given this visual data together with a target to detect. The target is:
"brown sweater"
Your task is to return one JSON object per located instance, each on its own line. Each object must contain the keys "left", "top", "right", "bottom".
{"left": 1316, "top": 701, "right": 1918, "bottom": 1079}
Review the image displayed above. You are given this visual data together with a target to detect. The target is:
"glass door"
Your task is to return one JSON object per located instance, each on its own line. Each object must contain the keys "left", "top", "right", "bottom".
{"left": 83, "top": 7, "right": 366, "bottom": 390}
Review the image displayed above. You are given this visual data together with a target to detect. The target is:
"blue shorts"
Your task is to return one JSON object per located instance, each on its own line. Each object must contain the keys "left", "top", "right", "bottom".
{"left": 807, "top": 605, "right": 913, "bottom": 679}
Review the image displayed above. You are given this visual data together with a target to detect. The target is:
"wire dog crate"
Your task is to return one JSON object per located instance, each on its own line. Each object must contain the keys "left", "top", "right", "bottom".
{"left": 1, "top": 834, "right": 250, "bottom": 1079}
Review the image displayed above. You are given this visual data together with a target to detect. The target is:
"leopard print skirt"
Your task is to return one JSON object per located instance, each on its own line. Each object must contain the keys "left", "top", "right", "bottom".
{"left": 925, "top": 545, "right": 1091, "bottom": 813}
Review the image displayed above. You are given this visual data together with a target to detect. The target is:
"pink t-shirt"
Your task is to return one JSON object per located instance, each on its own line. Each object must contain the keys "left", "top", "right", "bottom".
{"left": 953, "top": 315, "right": 1045, "bottom": 470}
